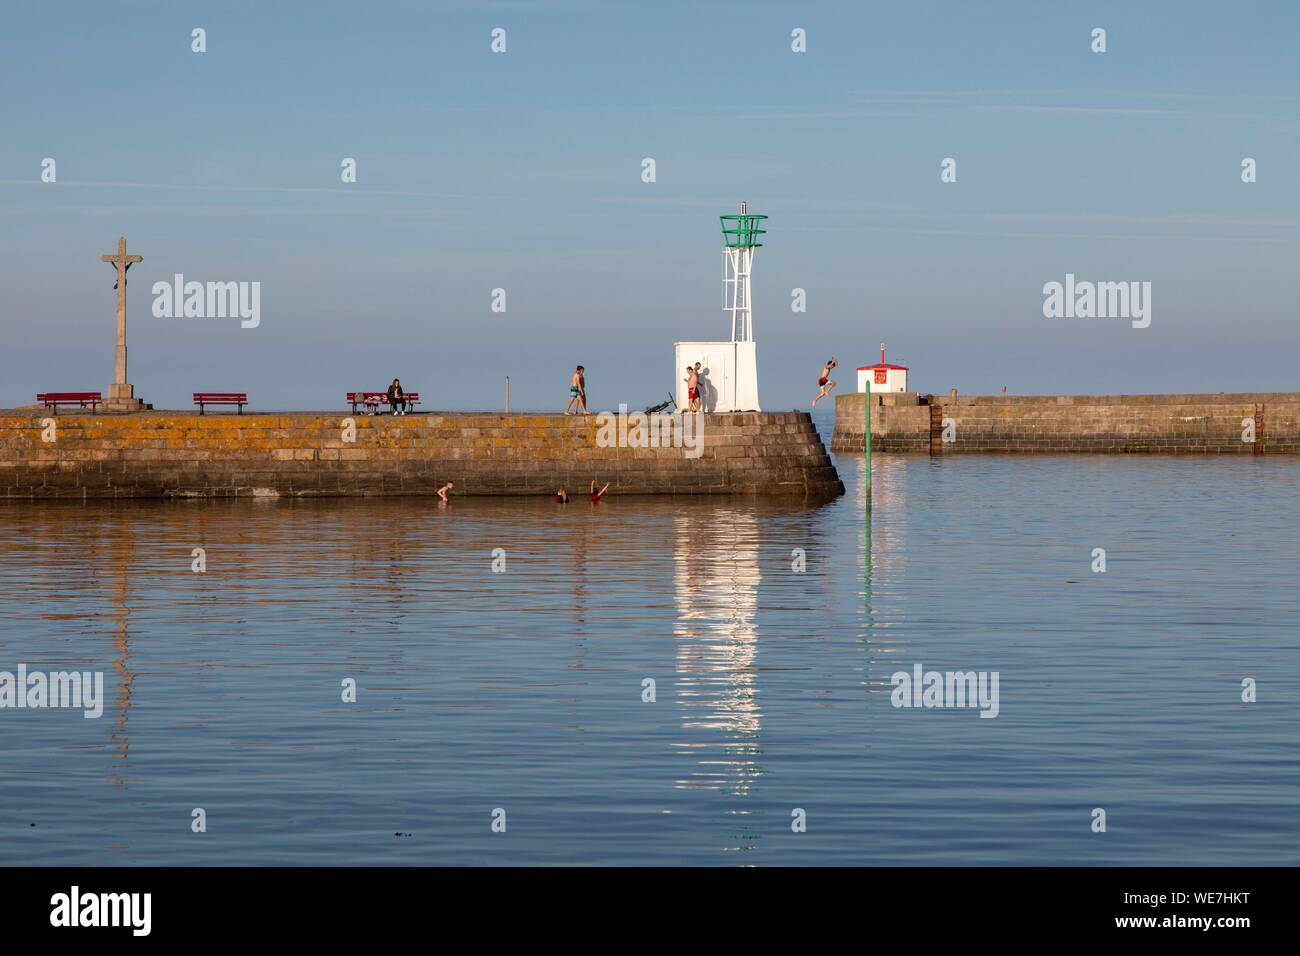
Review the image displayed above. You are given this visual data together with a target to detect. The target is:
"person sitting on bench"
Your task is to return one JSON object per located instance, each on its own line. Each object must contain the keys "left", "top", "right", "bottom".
{"left": 387, "top": 379, "right": 407, "bottom": 415}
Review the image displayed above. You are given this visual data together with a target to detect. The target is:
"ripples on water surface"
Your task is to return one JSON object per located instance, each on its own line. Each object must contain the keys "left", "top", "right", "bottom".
{"left": 2, "top": 414, "right": 1298, "bottom": 865}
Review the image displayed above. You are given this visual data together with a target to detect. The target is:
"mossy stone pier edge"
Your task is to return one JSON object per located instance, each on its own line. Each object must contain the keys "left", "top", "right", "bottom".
{"left": 0, "top": 410, "right": 844, "bottom": 501}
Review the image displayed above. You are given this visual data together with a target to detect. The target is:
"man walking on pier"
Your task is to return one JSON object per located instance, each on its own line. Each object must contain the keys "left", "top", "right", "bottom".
{"left": 565, "top": 366, "right": 587, "bottom": 415}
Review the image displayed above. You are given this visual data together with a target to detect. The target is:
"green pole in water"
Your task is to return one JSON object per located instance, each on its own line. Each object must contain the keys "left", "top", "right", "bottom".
{"left": 863, "top": 391, "right": 873, "bottom": 652}
{"left": 864, "top": 392, "right": 872, "bottom": 510}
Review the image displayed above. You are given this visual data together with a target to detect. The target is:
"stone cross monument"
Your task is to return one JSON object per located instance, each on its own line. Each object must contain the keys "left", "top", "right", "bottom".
{"left": 101, "top": 236, "right": 147, "bottom": 411}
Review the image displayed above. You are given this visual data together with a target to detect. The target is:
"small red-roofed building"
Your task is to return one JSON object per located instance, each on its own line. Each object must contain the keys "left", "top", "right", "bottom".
{"left": 857, "top": 344, "right": 909, "bottom": 393}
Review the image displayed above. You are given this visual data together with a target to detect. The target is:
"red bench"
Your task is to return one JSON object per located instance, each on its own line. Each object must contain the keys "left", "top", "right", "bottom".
{"left": 37, "top": 392, "right": 101, "bottom": 414}
{"left": 193, "top": 392, "right": 248, "bottom": 415}
{"left": 347, "top": 391, "right": 420, "bottom": 414}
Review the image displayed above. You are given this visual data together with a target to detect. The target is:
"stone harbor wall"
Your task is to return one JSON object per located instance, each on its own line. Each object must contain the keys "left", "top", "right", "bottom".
{"left": 0, "top": 410, "right": 844, "bottom": 501}
{"left": 831, "top": 394, "right": 930, "bottom": 453}
{"left": 832, "top": 392, "right": 1300, "bottom": 454}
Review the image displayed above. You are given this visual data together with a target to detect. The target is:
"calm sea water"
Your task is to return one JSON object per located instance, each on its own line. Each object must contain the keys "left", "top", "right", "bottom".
{"left": 2, "top": 411, "right": 1298, "bottom": 866}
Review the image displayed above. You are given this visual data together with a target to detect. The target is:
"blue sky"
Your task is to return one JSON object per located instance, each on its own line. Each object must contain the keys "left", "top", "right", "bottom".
{"left": 2, "top": 0, "right": 1297, "bottom": 410}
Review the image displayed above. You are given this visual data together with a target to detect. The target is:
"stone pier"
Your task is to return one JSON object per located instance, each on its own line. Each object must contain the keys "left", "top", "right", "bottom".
{"left": 832, "top": 391, "right": 1300, "bottom": 454}
{"left": 0, "top": 410, "right": 844, "bottom": 500}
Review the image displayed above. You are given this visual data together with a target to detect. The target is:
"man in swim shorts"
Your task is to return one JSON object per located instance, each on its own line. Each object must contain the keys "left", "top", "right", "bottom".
{"left": 565, "top": 366, "right": 587, "bottom": 415}
{"left": 812, "top": 357, "right": 838, "bottom": 408}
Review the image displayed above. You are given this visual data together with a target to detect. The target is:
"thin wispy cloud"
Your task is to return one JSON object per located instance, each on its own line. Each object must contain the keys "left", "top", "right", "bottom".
{"left": 975, "top": 105, "right": 1300, "bottom": 122}
{"left": 785, "top": 224, "right": 1295, "bottom": 245}
{"left": 842, "top": 88, "right": 1300, "bottom": 122}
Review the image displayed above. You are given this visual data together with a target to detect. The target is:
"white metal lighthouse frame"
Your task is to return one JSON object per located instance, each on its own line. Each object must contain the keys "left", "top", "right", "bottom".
{"left": 721, "top": 200, "right": 763, "bottom": 342}
{"left": 675, "top": 202, "right": 766, "bottom": 413}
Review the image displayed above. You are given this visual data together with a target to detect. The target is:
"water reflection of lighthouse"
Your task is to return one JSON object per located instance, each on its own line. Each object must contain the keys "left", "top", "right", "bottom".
{"left": 671, "top": 508, "right": 762, "bottom": 795}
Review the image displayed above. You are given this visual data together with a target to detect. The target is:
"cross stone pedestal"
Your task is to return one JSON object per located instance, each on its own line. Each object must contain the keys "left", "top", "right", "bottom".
{"left": 101, "top": 236, "right": 150, "bottom": 412}
{"left": 105, "top": 383, "right": 147, "bottom": 412}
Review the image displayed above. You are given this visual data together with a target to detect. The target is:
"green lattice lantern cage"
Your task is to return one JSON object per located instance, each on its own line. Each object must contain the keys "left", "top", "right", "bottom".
{"left": 719, "top": 210, "right": 767, "bottom": 249}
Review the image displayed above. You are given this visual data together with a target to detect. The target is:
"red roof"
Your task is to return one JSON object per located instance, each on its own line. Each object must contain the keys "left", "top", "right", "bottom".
{"left": 858, "top": 346, "right": 908, "bottom": 371}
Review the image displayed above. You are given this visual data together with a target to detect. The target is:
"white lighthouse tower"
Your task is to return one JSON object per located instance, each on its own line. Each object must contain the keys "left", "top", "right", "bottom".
{"left": 675, "top": 202, "right": 765, "bottom": 412}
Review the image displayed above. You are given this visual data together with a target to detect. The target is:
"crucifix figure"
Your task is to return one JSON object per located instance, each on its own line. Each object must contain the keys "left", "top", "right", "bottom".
{"left": 101, "top": 236, "right": 143, "bottom": 407}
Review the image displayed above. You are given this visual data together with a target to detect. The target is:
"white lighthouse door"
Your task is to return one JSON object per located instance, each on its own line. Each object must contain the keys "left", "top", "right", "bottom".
{"left": 697, "top": 349, "right": 727, "bottom": 412}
